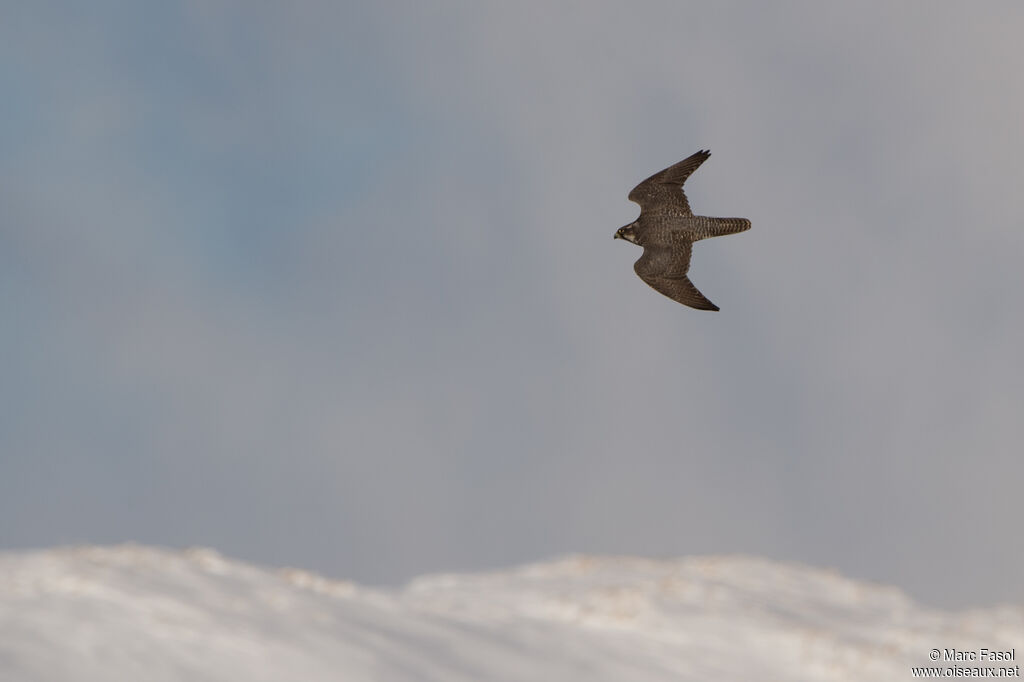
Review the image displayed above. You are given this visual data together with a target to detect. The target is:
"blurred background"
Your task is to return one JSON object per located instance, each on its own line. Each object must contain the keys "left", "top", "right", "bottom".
{"left": 2, "top": 1, "right": 1022, "bottom": 609}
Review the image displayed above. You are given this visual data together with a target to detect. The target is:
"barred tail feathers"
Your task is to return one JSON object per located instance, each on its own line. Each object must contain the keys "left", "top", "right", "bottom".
{"left": 692, "top": 217, "right": 751, "bottom": 240}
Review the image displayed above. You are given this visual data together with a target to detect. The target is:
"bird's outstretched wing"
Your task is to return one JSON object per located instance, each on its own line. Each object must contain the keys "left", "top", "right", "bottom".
{"left": 627, "top": 149, "right": 711, "bottom": 216}
{"left": 636, "top": 274, "right": 719, "bottom": 311}
{"left": 633, "top": 238, "right": 719, "bottom": 311}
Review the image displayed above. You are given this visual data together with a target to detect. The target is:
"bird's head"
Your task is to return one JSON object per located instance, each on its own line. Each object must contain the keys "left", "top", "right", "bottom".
{"left": 614, "top": 222, "right": 640, "bottom": 245}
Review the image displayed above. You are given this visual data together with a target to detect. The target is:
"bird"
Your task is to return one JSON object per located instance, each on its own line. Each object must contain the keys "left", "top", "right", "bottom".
{"left": 614, "top": 149, "right": 750, "bottom": 311}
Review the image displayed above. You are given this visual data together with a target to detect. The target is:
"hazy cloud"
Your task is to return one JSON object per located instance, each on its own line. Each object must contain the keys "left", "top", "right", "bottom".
{"left": 2, "top": 1, "right": 1022, "bottom": 608}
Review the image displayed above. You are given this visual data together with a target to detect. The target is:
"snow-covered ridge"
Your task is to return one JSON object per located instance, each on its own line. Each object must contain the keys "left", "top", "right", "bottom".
{"left": 1, "top": 545, "right": 1020, "bottom": 682}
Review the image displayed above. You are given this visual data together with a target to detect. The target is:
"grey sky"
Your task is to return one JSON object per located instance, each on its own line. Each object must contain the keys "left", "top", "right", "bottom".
{"left": 2, "top": 2, "right": 1022, "bottom": 608}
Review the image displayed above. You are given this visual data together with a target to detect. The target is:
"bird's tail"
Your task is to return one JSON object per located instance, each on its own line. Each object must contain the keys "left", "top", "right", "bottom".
{"left": 706, "top": 218, "right": 751, "bottom": 237}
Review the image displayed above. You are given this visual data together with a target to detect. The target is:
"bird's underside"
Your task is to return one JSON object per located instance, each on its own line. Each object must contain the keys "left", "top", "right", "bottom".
{"left": 615, "top": 150, "right": 751, "bottom": 311}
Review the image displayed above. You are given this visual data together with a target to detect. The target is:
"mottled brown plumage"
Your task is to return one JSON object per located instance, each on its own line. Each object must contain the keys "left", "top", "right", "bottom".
{"left": 615, "top": 150, "right": 750, "bottom": 311}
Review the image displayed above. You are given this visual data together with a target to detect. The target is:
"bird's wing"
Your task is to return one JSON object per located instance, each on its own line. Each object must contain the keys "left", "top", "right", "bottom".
{"left": 627, "top": 149, "right": 711, "bottom": 216}
{"left": 633, "top": 238, "right": 719, "bottom": 311}
{"left": 637, "top": 274, "right": 719, "bottom": 311}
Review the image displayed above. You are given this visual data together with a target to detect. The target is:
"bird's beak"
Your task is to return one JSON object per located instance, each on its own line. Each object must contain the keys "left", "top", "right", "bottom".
{"left": 613, "top": 232, "right": 620, "bottom": 239}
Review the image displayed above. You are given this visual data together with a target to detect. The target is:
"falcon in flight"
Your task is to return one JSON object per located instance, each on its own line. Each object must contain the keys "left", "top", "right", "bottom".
{"left": 614, "top": 150, "right": 750, "bottom": 311}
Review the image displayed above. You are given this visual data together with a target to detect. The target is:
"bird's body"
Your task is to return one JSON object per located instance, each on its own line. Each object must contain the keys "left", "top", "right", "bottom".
{"left": 615, "top": 150, "right": 750, "bottom": 311}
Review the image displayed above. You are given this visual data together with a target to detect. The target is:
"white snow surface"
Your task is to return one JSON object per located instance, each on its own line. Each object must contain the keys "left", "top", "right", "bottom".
{"left": 1, "top": 546, "right": 1020, "bottom": 681}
